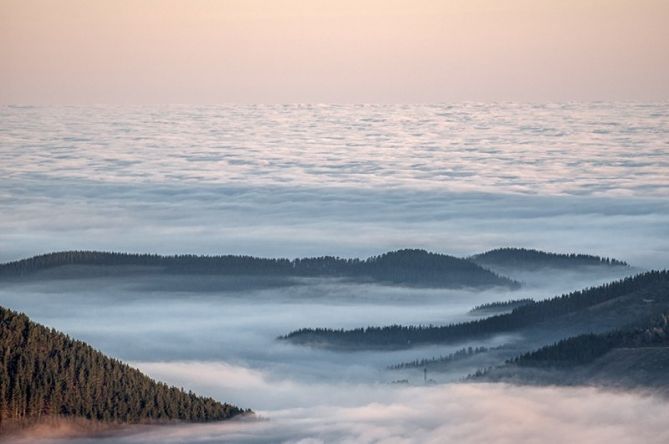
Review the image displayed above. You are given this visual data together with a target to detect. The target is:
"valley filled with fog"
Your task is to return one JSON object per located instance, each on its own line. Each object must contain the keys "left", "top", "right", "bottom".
{"left": 1, "top": 103, "right": 668, "bottom": 443}
{"left": 0, "top": 262, "right": 645, "bottom": 443}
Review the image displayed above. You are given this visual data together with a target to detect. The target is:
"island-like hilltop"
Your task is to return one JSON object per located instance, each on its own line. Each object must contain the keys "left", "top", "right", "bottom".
{"left": 470, "top": 247, "right": 628, "bottom": 270}
{"left": 0, "top": 249, "right": 518, "bottom": 289}
{"left": 0, "top": 248, "right": 630, "bottom": 290}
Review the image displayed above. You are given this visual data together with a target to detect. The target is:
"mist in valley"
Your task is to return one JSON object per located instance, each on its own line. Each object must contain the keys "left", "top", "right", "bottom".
{"left": 1, "top": 103, "right": 668, "bottom": 442}
{"left": 12, "top": 383, "right": 669, "bottom": 444}
{"left": 0, "top": 261, "right": 655, "bottom": 442}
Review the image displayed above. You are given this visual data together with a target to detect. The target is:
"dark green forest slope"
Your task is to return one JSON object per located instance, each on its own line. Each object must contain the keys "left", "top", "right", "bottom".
{"left": 0, "top": 306, "right": 246, "bottom": 428}
{"left": 280, "top": 271, "right": 669, "bottom": 349}
{"left": 0, "top": 249, "right": 517, "bottom": 289}
{"left": 475, "top": 312, "right": 669, "bottom": 389}
{"left": 513, "top": 312, "right": 669, "bottom": 368}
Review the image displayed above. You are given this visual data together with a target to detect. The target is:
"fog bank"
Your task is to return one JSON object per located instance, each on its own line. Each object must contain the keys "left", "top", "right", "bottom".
{"left": 19, "top": 383, "right": 669, "bottom": 444}
{"left": 2, "top": 104, "right": 668, "bottom": 268}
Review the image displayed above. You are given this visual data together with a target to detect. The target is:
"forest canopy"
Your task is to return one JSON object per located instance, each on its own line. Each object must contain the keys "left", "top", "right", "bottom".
{"left": 0, "top": 306, "right": 247, "bottom": 427}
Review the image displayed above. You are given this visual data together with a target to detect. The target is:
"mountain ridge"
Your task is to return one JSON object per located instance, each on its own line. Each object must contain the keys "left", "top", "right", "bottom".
{"left": 0, "top": 247, "right": 631, "bottom": 290}
{"left": 280, "top": 270, "right": 669, "bottom": 350}
{"left": 0, "top": 249, "right": 518, "bottom": 289}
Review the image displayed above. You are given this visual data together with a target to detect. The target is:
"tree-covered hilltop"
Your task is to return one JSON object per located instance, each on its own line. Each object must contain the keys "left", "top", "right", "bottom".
{"left": 0, "top": 249, "right": 518, "bottom": 289}
{"left": 0, "top": 305, "right": 247, "bottom": 427}
{"left": 469, "top": 247, "right": 628, "bottom": 270}
{"left": 468, "top": 299, "right": 535, "bottom": 315}
{"left": 280, "top": 270, "right": 669, "bottom": 350}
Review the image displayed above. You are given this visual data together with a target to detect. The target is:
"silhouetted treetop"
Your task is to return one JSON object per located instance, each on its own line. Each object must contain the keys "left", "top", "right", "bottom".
{"left": 388, "top": 346, "right": 490, "bottom": 370}
{"left": 469, "top": 299, "right": 535, "bottom": 314}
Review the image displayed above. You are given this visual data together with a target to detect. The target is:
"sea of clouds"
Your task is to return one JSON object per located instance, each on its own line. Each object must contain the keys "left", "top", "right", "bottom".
{"left": 2, "top": 103, "right": 669, "bottom": 443}
{"left": 19, "top": 383, "right": 669, "bottom": 444}
{"left": 1, "top": 103, "right": 668, "bottom": 267}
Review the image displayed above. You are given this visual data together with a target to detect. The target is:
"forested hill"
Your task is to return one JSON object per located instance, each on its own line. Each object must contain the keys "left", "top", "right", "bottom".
{"left": 0, "top": 249, "right": 518, "bottom": 289}
{"left": 512, "top": 312, "right": 669, "bottom": 368}
{"left": 474, "top": 313, "right": 669, "bottom": 389}
{"left": 470, "top": 247, "right": 628, "bottom": 270}
{"left": 280, "top": 270, "right": 669, "bottom": 350}
{"left": 0, "top": 305, "right": 247, "bottom": 428}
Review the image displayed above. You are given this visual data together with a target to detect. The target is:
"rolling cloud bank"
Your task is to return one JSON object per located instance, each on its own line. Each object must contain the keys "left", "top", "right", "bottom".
{"left": 16, "top": 382, "right": 669, "bottom": 444}
{"left": 1, "top": 103, "right": 668, "bottom": 442}
{"left": 1, "top": 104, "right": 668, "bottom": 267}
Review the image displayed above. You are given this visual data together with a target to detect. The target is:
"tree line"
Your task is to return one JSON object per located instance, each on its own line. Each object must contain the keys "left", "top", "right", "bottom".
{"left": 388, "top": 346, "right": 489, "bottom": 370}
{"left": 469, "top": 299, "right": 535, "bottom": 314}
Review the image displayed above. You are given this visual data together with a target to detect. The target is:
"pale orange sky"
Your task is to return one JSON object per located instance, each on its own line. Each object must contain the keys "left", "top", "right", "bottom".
{"left": 1, "top": 0, "right": 668, "bottom": 104}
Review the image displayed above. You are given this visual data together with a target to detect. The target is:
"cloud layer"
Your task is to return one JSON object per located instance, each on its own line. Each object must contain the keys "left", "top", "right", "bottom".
{"left": 1, "top": 104, "right": 669, "bottom": 267}
{"left": 2, "top": 104, "right": 668, "bottom": 194}
{"left": 2, "top": 104, "right": 669, "bottom": 443}
{"left": 20, "top": 382, "right": 669, "bottom": 444}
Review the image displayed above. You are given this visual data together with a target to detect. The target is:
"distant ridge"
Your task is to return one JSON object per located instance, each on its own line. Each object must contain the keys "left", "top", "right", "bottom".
{"left": 470, "top": 247, "right": 628, "bottom": 270}
{"left": 0, "top": 305, "right": 247, "bottom": 430}
{"left": 0, "top": 249, "right": 518, "bottom": 289}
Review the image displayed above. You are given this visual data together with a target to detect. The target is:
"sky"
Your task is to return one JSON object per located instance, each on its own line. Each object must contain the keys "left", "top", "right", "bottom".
{"left": 1, "top": 0, "right": 669, "bottom": 104}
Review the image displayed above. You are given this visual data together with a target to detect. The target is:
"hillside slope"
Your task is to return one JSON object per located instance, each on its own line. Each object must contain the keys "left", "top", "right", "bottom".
{"left": 280, "top": 270, "right": 669, "bottom": 350}
{"left": 477, "top": 313, "right": 669, "bottom": 390}
{"left": 0, "top": 306, "right": 246, "bottom": 428}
